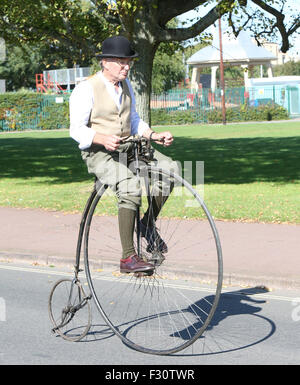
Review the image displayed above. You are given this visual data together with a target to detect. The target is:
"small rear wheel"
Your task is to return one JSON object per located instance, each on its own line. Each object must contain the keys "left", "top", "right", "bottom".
{"left": 48, "top": 278, "right": 92, "bottom": 342}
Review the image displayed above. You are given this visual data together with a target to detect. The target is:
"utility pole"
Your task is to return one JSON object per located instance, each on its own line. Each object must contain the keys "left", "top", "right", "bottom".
{"left": 218, "top": 18, "right": 226, "bottom": 125}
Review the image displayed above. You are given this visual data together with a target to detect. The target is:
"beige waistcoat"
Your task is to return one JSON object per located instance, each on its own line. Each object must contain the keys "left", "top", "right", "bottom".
{"left": 87, "top": 74, "right": 132, "bottom": 137}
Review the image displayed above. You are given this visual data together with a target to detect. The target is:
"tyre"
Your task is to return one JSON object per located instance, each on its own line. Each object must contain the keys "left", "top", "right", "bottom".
{"left": 48, "top": 278, "right": 92, "bottom": 342}
{"left": 84, "top": 166, "right": 222, "bottom": 354}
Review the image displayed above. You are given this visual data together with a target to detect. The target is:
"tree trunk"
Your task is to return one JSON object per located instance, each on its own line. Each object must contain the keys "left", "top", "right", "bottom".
{"left": 122, "top": 0, "right": 234, "bottom": 125}
{"left": 129, "top": 37, "right": 157, "bottom": 126}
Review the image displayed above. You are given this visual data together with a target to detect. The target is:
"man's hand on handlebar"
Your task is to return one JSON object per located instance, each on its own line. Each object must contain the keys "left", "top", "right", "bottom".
{"left": 151, "top": 131, "right": 173, "bottom": 147}
{"left": 92, "top": 130, "right": 174, "bottom": 151}
{"left": 103, "top": 135, "right": 122, "bottom": 151}
{"left": 92, "top": 132, "right": 121, "bottom": 151}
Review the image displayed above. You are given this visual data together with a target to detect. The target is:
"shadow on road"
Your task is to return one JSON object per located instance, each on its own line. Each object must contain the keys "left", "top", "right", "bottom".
{"left": 174, "top": 286, "right": 276, "bottom": 356}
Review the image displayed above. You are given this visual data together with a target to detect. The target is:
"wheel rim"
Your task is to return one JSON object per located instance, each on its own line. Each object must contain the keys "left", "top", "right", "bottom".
{"left": 84, "top": 168, "right": 222, "bottom": 354}
{"left": 48, "top": 279, "right": 92, "bottom": 342}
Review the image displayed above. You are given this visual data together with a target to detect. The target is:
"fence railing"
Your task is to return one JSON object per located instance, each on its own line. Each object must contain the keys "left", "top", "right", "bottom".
{"left": 0, "top": 85, "right": 297, "bottom": 131}
{"left": 151, "top": 87, "right": 247, "bottom": 122}
{"left": 151, "top": 85, "right": 298, "bottom": 121}
{"left": 0, "top": 94, "right": 70, "bottom": 131}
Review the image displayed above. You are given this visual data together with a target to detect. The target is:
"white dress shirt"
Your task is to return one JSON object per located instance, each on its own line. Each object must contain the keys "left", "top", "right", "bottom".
{"left": 69, "top": 71, "right": 149, "bottom": 150}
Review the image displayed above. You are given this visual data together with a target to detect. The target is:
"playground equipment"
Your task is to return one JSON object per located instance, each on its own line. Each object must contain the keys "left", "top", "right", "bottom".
{"left": 36, "top": 67, "right": 91, "bottom": 94}
{"left": 36, "top": 73, "right": 67, "bottom": 94}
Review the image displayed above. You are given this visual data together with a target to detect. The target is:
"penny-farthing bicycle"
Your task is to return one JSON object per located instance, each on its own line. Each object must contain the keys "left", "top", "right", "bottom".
{"left": 48, "top": 137, "right": 223, "bottom": 355}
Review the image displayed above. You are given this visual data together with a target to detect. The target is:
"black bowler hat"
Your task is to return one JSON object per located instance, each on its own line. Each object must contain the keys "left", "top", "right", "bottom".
{"left": 99, "top": 36, "right": 138, "bottom": 58}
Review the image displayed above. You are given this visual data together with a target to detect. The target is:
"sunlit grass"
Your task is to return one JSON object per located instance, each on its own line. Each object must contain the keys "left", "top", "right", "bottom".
{"left": 1, "top": 121, "right": 300, "bottom": 223}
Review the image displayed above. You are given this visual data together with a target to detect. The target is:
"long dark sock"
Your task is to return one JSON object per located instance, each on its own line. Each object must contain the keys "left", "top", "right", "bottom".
{"left": 141, "top": 193, "right": 167, "bottom": 227}
{"left": 142, "top": 177, "right": 174, "bottom": 226}
{"left": 118, "top": 207, "right": 136, "bottom": 259}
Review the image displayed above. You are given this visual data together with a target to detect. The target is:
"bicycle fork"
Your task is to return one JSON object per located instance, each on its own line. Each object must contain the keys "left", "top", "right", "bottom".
{"left": 51, "top": 278, "right": 91, "bottom": 333}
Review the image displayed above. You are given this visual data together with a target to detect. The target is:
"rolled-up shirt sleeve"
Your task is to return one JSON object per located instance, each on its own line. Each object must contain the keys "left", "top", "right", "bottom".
{"left": 69, "top": 81, "right": 96, "bottom": 150}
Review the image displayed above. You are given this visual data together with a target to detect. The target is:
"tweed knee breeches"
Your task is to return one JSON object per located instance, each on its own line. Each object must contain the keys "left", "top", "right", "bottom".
{"left": 81, "top": 142, "right": 179, "bottom": 211}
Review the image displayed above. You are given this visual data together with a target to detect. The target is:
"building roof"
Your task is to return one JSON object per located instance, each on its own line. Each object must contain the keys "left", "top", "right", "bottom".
{"left": 187, "top": 29, "right": 277, "bottom": 67}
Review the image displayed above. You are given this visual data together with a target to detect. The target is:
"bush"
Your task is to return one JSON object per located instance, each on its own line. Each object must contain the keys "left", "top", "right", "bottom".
{"left": 206, "top": 103, "right": 289, "bottom": 124}
{"left": 0, "top": 91, "right": 290, "bottom": 131}
{"left": 151, "top": 102, "right": 289, "bottom": 126}
{"left": 151, "top": 108, "right": 199, "bottom": 125}
{"left": 0, "top": 91, "right": 44, "bottom": 130}
{"left": 0, "top": 91, "right": 69, "bottom": 131}
{"left": 36, "top": 96, "right": 69, "bottom": 130}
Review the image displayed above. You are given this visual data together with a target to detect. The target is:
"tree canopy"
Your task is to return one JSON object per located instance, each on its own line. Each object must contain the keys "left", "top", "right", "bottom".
{"left": 0, "top": 0, "right": 299, "bottom": 122}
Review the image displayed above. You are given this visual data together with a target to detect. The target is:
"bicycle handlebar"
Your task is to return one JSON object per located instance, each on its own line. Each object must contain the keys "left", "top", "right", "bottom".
{"left": 120, "top": 135, "right": 164, "bottom": 144}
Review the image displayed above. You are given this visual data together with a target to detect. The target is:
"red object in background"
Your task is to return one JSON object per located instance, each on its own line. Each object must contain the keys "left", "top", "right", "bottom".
{"left": 35, "top": 73, "right": 66, "bottom": 94}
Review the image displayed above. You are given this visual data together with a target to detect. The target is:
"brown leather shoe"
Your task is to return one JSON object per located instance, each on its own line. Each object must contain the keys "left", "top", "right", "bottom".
{"left": 120, "top": 254, "right": 154, "bottom": 274}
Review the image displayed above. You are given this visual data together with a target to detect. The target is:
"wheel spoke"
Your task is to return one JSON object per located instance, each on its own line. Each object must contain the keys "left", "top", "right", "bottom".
{"left": 84, "top": 167, "right": 222, "bottom": 354}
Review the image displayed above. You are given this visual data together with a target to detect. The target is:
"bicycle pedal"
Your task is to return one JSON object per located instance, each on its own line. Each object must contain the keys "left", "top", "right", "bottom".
{"left": 146, "top": 245, "right": 168, "bottom": 254}
{"left": 133, "top": 270, "right": 154, "bottom": 278}
{"left": 140, "top": 253, "right": 148, "bottom": 263}
{"left": 147, "top": 252, "right": 165, "bottom": 266}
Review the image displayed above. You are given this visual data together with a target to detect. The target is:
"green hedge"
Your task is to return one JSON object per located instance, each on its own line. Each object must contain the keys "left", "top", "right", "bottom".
{"left": 206, "top": 103, "right": 289, "bottom": 123}
{"left": 35, "top": 96, "right": 69, "bottom": 130}
{"left": 0, "top": 91, "right": 43, "bottom": 130}
{"left": 151, "top": 103, "right": 289, "bottom": 126}
{"left": 151, "top": 109, "right": 199, "bottom": 126}
{"left": 0, "top": 91, "right": 69, "bottom": 131}
{"left": 0, "top": 91, "right": 290, "bottom": 131}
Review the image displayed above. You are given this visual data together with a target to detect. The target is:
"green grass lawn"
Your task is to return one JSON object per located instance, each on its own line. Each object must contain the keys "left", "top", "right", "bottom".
{"left": 1, "top": 121, "right": 300, "bottom": 223}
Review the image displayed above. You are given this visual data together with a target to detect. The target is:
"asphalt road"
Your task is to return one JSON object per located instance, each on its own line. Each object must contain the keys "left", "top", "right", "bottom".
{"left": 0, "top": 261, "right": 299, "bottom": 367}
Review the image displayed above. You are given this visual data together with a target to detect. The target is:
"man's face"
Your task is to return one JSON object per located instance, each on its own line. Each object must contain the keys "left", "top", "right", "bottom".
{"left": 102, "top": 57, "right": 133, "bottom": 83}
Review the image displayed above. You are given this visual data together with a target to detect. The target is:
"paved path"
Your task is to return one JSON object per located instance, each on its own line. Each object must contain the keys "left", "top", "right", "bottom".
{"left": 0, "top": 207, "right": 299, "bottom": 289}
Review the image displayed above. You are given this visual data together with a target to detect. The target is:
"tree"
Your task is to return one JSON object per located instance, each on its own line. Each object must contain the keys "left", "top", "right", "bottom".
{"left": 1, "top": 0, "right": 299, "bottom": 123}
{"left": 0, "top": 0, "right": 111, "bottom": 65}
{"left": 0, "top": 43, "right": 75, "bottom": 91}
{"left": 151, "top": 19, "right": 186, "bottom": 94}
{"left": 228, "top": 0, "right": 300, "bottom": 53}
{"left": 274, "top": 60, "right": 300, "bottom": 76}
{"left": 0, "top": 45, "right": 43, "bottom": 90}
{"left": 152, "top": 46, "right": 185, "bottom": 94}
{"left": 108, "top": 0, "right": 238, "bottom": 122}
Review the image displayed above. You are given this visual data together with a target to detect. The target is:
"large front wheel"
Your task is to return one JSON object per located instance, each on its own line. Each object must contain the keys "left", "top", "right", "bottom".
{"left": 84, "top": 166, "right": 223, "bottom": 355}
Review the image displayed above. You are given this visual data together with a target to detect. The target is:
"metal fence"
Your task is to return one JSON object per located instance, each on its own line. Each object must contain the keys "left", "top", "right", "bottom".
{"left": 151, "top": 87, "right": 246, "bottom": 111}
{"left": 151, "top": 84, "right": 299, "bottom": 120}
{"left": 151, "top": 87, "right": 246, "bottom": 122}
{"left": 43, "top": 67, "right": 91, "bottom": 89}
{"left": 247, "top": 85, "right": 300, "bottom": 115}
{"left": 0, "top": 85, "right": 298, "bottom": 131}
{"left": 0, "top": 94, "right": 70, "bottom": 131}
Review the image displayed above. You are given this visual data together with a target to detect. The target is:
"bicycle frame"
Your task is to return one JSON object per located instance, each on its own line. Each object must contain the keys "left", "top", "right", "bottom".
{"left": 49, "top": 135, "right": 223, "bottom": 353}
{"left": 74, "top": 136, "right": 155, "bottom": 274}
{"left": 74, "top": 179, "right": 100, "bottom": 276}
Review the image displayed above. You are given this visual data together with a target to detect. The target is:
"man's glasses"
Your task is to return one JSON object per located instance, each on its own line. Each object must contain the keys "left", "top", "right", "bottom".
{"left": 111, "top": 59, "right": 134, "bottom": 69}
